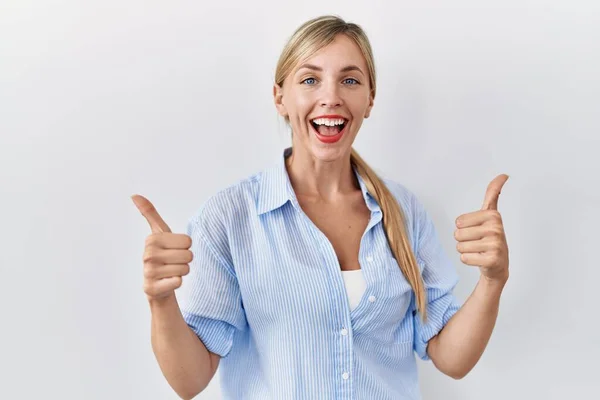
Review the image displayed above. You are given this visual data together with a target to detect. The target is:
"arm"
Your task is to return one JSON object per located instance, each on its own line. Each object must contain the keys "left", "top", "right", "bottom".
{"left": 132, "top": 194, "right": 222, "bottom": 399}
{"left": 165, "top": 197, "right": 246, "bottom": 397}
{"left": 427, "top": 174, "right": 510, "bottom": 379}
{"left": 150, "top": 294, "right": 220, "bottom": 399}
{"left": 427, "top": 277, "right": 506, "bottom": 379}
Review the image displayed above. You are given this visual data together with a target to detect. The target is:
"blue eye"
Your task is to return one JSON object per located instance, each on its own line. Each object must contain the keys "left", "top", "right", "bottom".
{"left": 344, "top": 78, "right": 358, "bottom": 85}
{"left": 302, "top": 78, "right": 317, "bottom": 85}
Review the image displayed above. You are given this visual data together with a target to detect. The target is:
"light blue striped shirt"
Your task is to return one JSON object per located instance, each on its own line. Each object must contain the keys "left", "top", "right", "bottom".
{"left": 179, "top": 147, "right": 461, "bottom": 399}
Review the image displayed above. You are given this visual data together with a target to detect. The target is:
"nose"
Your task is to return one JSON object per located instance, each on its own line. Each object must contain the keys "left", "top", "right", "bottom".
{"left": 319, "top": 81, "right": 343, "bottom": 108}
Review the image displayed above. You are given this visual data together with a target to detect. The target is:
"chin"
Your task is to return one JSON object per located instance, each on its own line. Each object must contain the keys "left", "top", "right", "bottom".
{"left": 308, "top": 138, "right": 353, "bottom": 163}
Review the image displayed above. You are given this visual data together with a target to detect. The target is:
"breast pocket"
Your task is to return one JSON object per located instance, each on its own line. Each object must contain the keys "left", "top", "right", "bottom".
{"left": 351, "top": 256, "right": 414, "bottom": 344}
{"left": 354, "top": 333, "right": 414, "bottom": 363}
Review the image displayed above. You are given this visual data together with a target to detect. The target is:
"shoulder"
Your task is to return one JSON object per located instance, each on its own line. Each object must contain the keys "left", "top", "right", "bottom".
{"left": 381, "top": 178, "right": 423, "bottom": 216}
{"left": 188, "top": 170, "right": 264, "bottom": 229}
{"left": 381, "top": 178, "right": 417, "bottom": 209}
{"left": 379, "top": 177, "right": 431, "bottom": 236}
{"left": 187, "top": 155, "right": 287, "bottom": 235}
{"left": 185, "top": 170, "right": 266, "bottom": 267}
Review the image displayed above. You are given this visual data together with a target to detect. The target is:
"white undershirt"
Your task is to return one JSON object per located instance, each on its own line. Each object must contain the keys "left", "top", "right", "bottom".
{"left": 340, "top": 269, "right": 367, "bottom": 311}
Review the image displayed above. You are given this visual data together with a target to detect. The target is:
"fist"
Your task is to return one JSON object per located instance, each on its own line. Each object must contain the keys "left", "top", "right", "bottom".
{"left": 132, "top": 194, "right": 193, "bottom": 301}
{"left": 454, "top": 174, "right": 510, "bottom": 283}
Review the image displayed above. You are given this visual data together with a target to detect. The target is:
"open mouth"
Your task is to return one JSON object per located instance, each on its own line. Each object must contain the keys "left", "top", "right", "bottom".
{"left": 309, "top": 117, "right": 348, "bottom": 143}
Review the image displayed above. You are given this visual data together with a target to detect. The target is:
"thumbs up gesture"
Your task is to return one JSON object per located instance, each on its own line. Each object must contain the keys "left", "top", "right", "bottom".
{"left": 454, "top": 175, "right": 510, "bottom": 283}
{"left": 131, "top": 195, "right": 193, "bottom": 301}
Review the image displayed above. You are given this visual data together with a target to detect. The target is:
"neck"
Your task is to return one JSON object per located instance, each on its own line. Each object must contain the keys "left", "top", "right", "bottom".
{"left": 285, "top": 146, "right": 359, "bottom": 203}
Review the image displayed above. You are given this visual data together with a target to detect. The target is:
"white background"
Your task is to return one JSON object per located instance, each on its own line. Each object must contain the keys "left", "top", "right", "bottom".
{"left": 1, "top": 0, "right": 599, "bottom": 398}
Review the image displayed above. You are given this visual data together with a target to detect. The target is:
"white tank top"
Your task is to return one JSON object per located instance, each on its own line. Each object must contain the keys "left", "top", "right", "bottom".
{"left": 340, "top": 269, "right": 367, "bottom": 311}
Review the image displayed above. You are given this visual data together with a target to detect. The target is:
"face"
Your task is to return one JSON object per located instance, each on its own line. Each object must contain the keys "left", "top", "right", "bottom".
{"left": 274, "top": 34, "right": 374, "bottom": 162}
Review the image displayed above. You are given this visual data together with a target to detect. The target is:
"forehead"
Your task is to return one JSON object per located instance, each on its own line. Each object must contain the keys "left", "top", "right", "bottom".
{"left": 295, "top": 34, "right": 368, "bottom": 72}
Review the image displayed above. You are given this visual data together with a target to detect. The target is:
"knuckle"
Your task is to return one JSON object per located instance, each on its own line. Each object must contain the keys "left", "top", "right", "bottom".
{"left": 486, "top": 227, "right": 498, "bottom": 236}
{"left": 143, "top": 283, "right": 155, "bottom": 296}
{"left": 143, "top": 265, "right": 156, "bottom": 279}
{"left": 490, "top": 211, "right": 502, "bottom": 223}
{"left": 143, "top": 248, "right": 161, "bottom": 263}
{"left": 145, "top": 233, "right": 161, "bottom": 247}
{"left": 166, "top": 276, "right": 182, "bottom": 290}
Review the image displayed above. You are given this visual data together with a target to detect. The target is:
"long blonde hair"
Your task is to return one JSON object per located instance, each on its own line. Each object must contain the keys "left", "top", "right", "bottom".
{"left": 275, "top": 15, "right": 427, "bottom": 320}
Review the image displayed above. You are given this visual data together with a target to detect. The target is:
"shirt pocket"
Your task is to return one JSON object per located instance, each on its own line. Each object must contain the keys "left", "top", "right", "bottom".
{"left": 351, "top": 256, "right": 415, "bottom": 345}
{"left": 354, "top": 333, "right": 414, "bottom": 362}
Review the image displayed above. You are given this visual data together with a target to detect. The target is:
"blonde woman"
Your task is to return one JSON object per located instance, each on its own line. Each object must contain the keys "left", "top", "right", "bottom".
{"left": 132, "top": 15, "right": 510, "bottom": 400}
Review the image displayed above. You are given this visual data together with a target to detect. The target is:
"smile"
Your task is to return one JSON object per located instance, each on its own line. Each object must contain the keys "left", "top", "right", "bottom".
{"left": 309, "top": 115, "right": 348, "bottom": 144}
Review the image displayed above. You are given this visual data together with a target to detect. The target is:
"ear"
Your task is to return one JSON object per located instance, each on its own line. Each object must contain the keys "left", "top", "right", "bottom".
{"left": 273, "top": 84, "right": 288, "bottom": 117}
{"left": 364, "top": 90, "right": 375, "bottom": 119}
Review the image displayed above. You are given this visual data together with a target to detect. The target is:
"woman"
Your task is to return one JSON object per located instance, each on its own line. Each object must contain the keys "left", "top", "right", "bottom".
{"left": 132, "top": 15, "right": 509, "bottom": 400}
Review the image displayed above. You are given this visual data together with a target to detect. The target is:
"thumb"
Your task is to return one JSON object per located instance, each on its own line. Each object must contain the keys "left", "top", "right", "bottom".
{"left": 482, "top": 174, "right": 509, "bottom": 211}
{"left": 131, "top": 194, "right": 172, "bottom": 233}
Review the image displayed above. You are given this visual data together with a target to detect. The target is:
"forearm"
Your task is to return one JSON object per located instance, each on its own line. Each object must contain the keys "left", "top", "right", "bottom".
{"left": 149, "top": 295, "right": 218, "bottom": 399}
{"left": 427, "top": 276, "right": 506, "bottom": 379}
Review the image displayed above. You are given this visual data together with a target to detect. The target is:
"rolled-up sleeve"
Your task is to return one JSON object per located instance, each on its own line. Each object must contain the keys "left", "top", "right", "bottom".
{"left": 177, "top": 202, "right": 246, "bottom": 358}
{"left": 411, "top": 196, "right": 461, "bottom": 361}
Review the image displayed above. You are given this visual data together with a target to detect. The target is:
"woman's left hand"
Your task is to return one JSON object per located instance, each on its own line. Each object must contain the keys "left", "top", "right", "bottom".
{"left": 454, "top": 175, "right": 510, "bottom": 284}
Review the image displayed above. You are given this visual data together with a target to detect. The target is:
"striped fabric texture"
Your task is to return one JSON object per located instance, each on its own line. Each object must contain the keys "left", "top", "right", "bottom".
{"left": 178, "top": 147, "right": 461, "bottom": 399}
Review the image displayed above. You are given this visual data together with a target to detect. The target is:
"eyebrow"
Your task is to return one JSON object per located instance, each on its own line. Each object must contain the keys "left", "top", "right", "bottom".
{"left": 297, "top": 63, "right": 365, "bottom": 75}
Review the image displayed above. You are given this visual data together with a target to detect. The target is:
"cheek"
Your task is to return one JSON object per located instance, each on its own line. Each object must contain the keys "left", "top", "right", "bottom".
{"left": 348, "top": 96, "right": 372, "bottom": 119}
{"left": 294, "top": 96, "right": 313, "bottom": 119}
{"left": 287, "top": 97, "right": 313, "bottom": 130}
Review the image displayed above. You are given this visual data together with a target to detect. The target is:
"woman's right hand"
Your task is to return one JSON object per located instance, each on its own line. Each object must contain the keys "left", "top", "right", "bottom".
{"left": 131, "top": 195, "right": 193, "bottom": 302}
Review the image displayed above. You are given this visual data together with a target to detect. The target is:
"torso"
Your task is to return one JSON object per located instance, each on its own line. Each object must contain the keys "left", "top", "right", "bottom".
{"left": 296, "top": 190, "right": 371, "bottom": 271}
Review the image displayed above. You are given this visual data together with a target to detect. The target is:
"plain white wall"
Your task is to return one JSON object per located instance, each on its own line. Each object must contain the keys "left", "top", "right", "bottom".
{"left": 1, "top": 0, "right": 599, "bottom": 398}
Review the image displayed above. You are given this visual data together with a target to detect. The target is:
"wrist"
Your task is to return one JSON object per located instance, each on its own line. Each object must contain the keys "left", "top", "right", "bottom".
{"left": 148, "top": 293, "right": 178, "bottom": 310}
{"left": 479, "top": 273, "right": 508, "bottom": 293}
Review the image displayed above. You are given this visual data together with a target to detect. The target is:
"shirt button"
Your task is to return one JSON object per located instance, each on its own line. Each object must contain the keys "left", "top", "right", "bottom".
{"left": 368, "top": 295, "right": 376, "bottom": 303}
{"left": 341, "top": 328, "right": 348, "bottom": 336}
{"left": 366, "top": 256, "right": 374, "bottom": 262}
{"left": 342, "top": 372, "right": 349, "bottom": 380}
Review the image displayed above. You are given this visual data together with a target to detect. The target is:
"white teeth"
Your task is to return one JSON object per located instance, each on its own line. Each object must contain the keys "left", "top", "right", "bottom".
{"left": 312, "top": 118, "right": 345, "bottom": 126}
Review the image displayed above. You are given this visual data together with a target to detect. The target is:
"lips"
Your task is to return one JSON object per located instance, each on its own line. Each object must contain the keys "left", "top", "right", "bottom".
{"left": 310, "top": 120, "right": 348, "bottom": 144}
{"left": 309, "top": 115, "right": 348, "bottom": 144}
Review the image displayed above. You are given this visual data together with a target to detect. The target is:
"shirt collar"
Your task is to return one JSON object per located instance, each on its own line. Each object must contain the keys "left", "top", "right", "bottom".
{"left": 256, "top": 147, "right": 381, "bottom": 215}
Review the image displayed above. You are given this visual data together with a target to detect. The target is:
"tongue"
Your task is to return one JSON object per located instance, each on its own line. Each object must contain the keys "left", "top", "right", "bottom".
{"left": 316, "top": 125, "right": 341, "bottom": 136}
